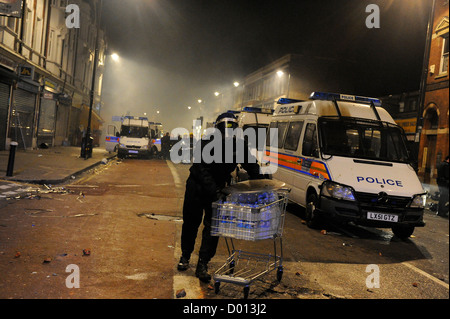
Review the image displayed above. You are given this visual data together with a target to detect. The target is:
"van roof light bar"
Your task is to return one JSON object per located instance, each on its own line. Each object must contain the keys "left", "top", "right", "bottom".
{"left": 242, "top": 106, "right": 274, "bottom": 114}
{"left": 277, "top": 98, "right": 304, "bottom": 104}
{"left": 309, "top": 92, "right": 382, "bottom": 107}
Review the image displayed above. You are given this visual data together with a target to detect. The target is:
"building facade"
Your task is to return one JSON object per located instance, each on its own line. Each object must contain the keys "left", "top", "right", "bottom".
{"left": 379, "top": 91, "right": 420, "bottom": 164}
{"left": 0, "top": 0, "right": 106, "bottom": 151}
{"left": 417, "top": 0, "right": 449, "bottom": 184}
{"left": 226, "top": 54, "right": 357, "bottom": 113}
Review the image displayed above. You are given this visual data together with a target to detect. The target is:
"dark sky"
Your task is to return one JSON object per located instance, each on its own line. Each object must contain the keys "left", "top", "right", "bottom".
{"left": 101, "top": 0, "right": 431, "bottom": 131}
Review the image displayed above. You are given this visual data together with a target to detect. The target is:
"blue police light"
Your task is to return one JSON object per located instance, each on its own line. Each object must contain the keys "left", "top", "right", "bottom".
{"left": 277, "top": 98, "right": 304, "bottom": 104}
{"left": 226, "top": 110, "right": 241, "bottom": 114}
{"left": 309, "top": 92, "right": 382, "bottom": 106}
{"left": 242, "top": 106, "right": 274, "bottom": 114}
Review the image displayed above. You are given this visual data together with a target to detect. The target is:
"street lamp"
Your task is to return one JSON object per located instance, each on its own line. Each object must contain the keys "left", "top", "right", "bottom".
{"left": 111, "top": 53, "right": 120, "bottom": 62}
{"left": 81, "top": 0, "right": 103, "bottom": 160}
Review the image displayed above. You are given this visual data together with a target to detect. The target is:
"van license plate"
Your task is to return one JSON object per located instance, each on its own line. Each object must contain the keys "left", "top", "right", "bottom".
{"left": 367, "top": 212, "right": 398, "bottom": 222}
{"left": 128, "top": 150, "right": 138, "bottom": 154}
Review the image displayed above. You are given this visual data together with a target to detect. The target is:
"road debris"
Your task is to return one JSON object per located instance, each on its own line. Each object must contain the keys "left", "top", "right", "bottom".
{"left": 176, "top": 288, "right": 186, "bottom": 298}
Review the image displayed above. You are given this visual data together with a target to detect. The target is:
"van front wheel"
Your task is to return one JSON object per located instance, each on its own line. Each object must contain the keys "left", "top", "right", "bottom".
{"left": 306, "top": 193, "right": 321, "bottom": 229}
{"left": 392, "top": 226, "right": 415, "bottom": 240}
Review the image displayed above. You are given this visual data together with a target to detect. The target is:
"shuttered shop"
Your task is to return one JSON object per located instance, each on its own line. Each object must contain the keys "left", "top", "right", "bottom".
{"left": 9, "top": 88, "right": 37, "bottom": 149}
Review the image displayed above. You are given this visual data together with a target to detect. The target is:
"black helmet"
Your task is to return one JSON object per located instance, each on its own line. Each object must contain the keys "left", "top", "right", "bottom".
{"left": 215, "top": 112, "right": 238, "bottom": 133}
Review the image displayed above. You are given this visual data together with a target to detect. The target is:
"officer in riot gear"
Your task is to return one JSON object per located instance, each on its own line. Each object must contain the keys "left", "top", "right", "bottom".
{"left": 177, "top": 112, "right": 264, "bottom": 282}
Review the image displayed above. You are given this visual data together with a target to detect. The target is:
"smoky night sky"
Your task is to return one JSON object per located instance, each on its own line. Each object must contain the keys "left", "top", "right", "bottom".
{"left": 101, "top": 0, "right": 431, "bottom": 132}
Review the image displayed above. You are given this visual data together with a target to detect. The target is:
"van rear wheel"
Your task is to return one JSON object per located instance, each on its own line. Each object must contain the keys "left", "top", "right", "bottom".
{"left": 306, "top": 193, "right": 321, "bottom": 229}
{"left": 392, "top": 226, "right": 415, "bottom": 240}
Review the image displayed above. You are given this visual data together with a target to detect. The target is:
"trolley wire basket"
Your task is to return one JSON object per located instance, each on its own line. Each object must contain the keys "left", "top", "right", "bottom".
{"left": 211, "top": 183, "right": 289, "bottom": 298}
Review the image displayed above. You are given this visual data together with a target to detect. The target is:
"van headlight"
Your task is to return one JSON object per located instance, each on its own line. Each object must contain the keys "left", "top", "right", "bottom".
{"left": 321, "top": 180, "right": 356, "bottom": 201}
{"left": 119, "top": 143, "right": 126, "bottom": 149}
{"left": 141, "top": 145, "right": 148, "bottom": 150}
{"left": 409, "top": 194, "right": 426, "bottom": 209}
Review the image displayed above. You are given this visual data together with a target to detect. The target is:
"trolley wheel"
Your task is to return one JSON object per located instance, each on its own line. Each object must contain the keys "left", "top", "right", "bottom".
{"left": 214, "top": 281, "right": 220, "bottom": 294}
{"left": 243, "top": 286, "right": 250, "bottom": 299}
{"left": 276, "top": 266, "right": 283, "bottom": 282}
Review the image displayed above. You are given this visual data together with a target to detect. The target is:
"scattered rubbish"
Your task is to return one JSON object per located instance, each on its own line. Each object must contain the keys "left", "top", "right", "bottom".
{"left": 320, "top": 229, "right": 327, "bottom": 235}
{"left": 37, "top": 154, "right": 43, "bottom": 157}
{"left": 43, "top": 257, "right": 52, "bottom": 264}
{"left": 412, "top": 282, "right": 418, "bottom": 287}
{"left": 71, "top": 175, "right": 76, "bottom": 179}
{"left": 295, "top": 272, "right": 302, "bottom": 276}
{"left": 176, "top": 288, "right": 186, "bottom": 298}
{"left": 39, "top": 143, "right": 49, "bottom": 149}
{"left": 14, "top": 252, "right": 21, "bottom": 258}
{"left": 342, "top": 243, "right": 352, "bottom": 247}
{"left": 82, "top": 249, "right": 91, "bottom": 256}
{"left": 137, "top": 213, "right": 182, "bottom": 222}
{"left": 101, "top": 158, "right": 108, "bottom": 164}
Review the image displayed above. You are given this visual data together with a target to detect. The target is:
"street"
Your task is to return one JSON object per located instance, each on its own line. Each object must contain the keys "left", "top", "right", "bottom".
{"left": 0, "top": 158, "right": 448, "bottom": 300}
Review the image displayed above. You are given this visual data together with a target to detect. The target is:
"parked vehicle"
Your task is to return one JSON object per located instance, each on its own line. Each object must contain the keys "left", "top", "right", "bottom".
{"left": 265, "top": 92, "right": 426, "bottom": 239}
{"left": 117, "top": 116, "right": 151, "bottom": 159}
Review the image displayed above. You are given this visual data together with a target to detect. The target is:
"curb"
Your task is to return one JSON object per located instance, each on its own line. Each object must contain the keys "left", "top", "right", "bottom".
{"left": 3, "top": 154, "right": 117, "bottom": 185}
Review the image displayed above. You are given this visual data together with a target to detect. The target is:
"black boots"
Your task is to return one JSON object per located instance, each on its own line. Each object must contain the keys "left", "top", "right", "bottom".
{"left": 177, "top": 255, "right": 190, "bottom": 271}
{"left": 177, "top": 255, "right": 211, "bottom": 283}
{"left": 195, "top": 259, "right": 211, "bottom": 283}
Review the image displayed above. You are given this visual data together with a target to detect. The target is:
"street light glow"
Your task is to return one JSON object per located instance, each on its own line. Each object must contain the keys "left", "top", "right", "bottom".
{"left": 276, "top": 70, "right": 284, "bottom": 77}
{"left": 111, "top": 53, "right": 120, "bottom": 62}
{"left": 233, "top": 81, "right": 239, "bottom": 87}
{"left": 214, "top": 91, "right": 220, "bottom": 96}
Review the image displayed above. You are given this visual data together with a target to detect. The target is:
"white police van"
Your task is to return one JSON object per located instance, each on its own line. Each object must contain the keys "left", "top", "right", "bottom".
{"left": 265, "top": 92, "right": 426, "bottom": 239}
{"left": 117, "top": 116, "right": 151, "bottom": 159}
{"left": 232, "top": 107, "right": 274, "bottom": 182}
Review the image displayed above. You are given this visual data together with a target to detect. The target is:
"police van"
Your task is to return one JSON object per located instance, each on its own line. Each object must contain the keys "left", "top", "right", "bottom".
{"left": 265, "top": 92, "right": 426, "bottom": 239}
{"left": 233, "top": 107, "right": 274, "bottom": 181}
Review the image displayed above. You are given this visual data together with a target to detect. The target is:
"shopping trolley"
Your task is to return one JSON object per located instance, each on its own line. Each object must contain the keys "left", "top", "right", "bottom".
{"left": 211, "top": 179, "right": 289, "bottom": 299}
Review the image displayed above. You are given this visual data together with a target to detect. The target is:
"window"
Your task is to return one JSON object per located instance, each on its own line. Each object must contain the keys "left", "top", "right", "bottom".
{"left": 440, "top": 35, "right": 449, "bottom": 75}
{"left": 284, "top": 121, "right": 304, "bottom": 151}
{"left": 319, "top": 118, "right": 410, "bottom": 162}
{"left": 302, "top": 123, "right": 318, "bottom": 157}
{"left": 266, "top": 121, "right": 288, "bottom": 148}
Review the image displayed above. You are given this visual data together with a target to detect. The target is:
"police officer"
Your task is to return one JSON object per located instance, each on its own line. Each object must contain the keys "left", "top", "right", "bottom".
{"left": 437, "top": 155, "right": 449, "bottom": 217}
{"left": 177, "top": 112, "right": 263, "bottom": 282}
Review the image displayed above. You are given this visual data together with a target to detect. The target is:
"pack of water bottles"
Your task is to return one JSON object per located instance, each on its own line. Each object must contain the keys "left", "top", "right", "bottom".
{"left": 211, "top": 190, "right": 285, "bottom": 241}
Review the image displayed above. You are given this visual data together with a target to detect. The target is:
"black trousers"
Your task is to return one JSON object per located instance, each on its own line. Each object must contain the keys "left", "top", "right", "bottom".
{"left": 180, "top": 177, "right": 219, "bottom": 263}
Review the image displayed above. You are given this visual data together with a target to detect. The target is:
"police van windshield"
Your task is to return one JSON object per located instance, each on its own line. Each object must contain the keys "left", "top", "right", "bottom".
{"left": 120, "top": 125, "right": 149, "bottom": 138}
{"left": 319, "top": 118, "right": 409, "bottom": 163}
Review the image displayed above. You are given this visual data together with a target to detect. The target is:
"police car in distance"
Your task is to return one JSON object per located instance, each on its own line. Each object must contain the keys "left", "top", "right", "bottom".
{"left": 265, "top": 92, "right": 426, "bottom": 239}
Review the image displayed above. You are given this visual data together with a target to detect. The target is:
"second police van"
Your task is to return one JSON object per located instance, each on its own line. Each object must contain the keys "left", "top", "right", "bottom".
{"left": 265, "top": 92, "right": 426, "bottom": 239}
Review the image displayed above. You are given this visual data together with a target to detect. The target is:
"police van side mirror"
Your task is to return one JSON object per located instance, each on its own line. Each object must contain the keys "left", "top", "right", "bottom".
{"left": 312, "top": 147, "right": 320, "bottom": 158}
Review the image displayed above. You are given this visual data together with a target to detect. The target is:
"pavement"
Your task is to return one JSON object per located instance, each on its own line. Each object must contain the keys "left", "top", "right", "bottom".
{"left": 0, "top": 146, "right": 116, "bottom": 185}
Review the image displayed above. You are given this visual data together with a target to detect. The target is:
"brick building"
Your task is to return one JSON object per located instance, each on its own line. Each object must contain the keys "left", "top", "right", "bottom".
{"left": 417, "top": 0, "right": 449, "bottom": 184}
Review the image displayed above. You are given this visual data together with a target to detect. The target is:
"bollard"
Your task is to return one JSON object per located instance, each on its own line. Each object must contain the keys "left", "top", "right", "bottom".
{"left": 6, "top": 141, "right": 18, "bottom": 177}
